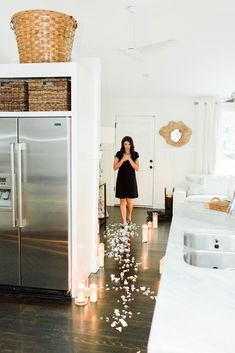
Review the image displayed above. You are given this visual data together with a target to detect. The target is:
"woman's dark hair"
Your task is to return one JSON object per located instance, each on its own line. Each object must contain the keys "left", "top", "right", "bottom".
{"left": 120, "top": 136, "right": 135, "bottom": 158}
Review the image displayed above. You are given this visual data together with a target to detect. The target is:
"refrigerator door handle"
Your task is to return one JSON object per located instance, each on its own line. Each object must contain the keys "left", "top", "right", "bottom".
{"left": 17, "top": 143, "right": 26, "bottom": 228}
{"left": 10, "top": 143, "right": 16, "bottom": 227}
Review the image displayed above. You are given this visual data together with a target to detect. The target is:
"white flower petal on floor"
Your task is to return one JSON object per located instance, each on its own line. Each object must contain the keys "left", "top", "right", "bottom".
{"left": 101, "top": 222, "right": 156, "bottom": 332}
{"left": 119, "top": 318, "right": 128, "bottom": 327}
{"left": 116, "top": 327, "right": 122, "bottom": 332}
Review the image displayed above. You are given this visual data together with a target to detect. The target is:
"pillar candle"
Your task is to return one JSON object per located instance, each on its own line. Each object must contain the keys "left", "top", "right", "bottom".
{"left": 90, "top": 283, "right": 98, "bottom": 302}
{"left": 147, "top": 221, "right": 152, "bottom": 228}
{"left": 142, "top": 224, "right": 148, "bottom": 242}
{"left": 98, "top": 243, "right": 104, "bottom": 267}
{"left": 85, "top": 286, "right": 90, "bottom": 297}
{"left": 148, "top": 227, "right": 153, "bottom": 239}
{"left": 75, "top": 283, "right": 86, "bottom": 305}
{"left": 159, "top": 256, "right": 165, "bottom": 274}
{"left": 152, "top": 212, "right": 158, "bottom": 229}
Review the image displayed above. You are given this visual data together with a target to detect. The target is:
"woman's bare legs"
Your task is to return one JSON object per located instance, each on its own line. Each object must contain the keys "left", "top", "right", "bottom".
{"left": 126, "top": 198, "right": 134, "bottom": 222}
{"left": 119, "top": 198, "right": 127, "bottom": 224}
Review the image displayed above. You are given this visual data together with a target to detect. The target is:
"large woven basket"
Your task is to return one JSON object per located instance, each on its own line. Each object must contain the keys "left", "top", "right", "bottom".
{"left": 11, "top": 9, "right": 77, "bottom": 63}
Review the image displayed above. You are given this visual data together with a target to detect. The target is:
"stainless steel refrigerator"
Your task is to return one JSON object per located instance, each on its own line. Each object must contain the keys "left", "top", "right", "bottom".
{"left": 0, "top": 117, "right": 70, "bottom": 297}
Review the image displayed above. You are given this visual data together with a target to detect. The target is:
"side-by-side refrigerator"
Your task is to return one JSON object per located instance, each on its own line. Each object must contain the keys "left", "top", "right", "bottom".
{"left": 0, "top": 117, "right": 70, "bottom": 297}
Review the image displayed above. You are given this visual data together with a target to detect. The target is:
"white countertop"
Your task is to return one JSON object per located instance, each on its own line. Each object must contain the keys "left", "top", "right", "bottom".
{"left": 148, "top": 204, "right": 235, "bottom": 353}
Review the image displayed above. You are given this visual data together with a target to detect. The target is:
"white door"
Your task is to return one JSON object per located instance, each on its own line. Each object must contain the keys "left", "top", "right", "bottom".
{"left": 114, "top": 115, "right": 156, "bottom": 207}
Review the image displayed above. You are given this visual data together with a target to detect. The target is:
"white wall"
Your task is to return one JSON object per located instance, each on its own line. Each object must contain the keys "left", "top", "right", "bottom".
{"left": 100, "top": 96, "right": 197, "bottom": 207}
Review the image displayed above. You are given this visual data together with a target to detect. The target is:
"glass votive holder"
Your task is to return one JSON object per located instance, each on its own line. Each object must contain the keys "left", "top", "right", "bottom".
{"left": 98, "top": 243, "right": 104, "bottom": 268}
{"left": 89, "top": 283, "right": 98, "bottom": 303}
{"left": 152, "top": 212, "right": 158, "bottom": 229}
{"left": 159, "top": 256, "right": 165, "bottom": 274}
{"left": 75, "top": 273, "right": 89, "bottom": 306}
{"left": 142, "top": 224, "right": 148, "bottom": 243}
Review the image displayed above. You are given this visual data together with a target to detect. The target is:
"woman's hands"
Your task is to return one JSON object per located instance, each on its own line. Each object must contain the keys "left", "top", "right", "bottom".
{"left": 123, "top": 154, "right": 139, "bottom": 171}
{"left": 113, "top": 153, "right": 139, "bottom": 171}
{"left": 122, "top": 153, "right": 130, "bottom": 162}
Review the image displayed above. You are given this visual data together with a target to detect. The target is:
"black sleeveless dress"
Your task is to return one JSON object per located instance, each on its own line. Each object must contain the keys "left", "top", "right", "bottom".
{"left": 115, "top": 151, "right": 139, "bottom": 199}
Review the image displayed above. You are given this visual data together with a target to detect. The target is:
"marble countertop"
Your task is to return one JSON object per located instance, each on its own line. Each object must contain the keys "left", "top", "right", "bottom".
{"left": 148, "top": 203, "right": 235, "bottom": 353}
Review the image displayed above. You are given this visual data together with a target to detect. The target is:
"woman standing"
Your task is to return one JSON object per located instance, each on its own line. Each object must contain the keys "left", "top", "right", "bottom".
{"left": 113, "top": 136, "right": 139, "bottom": 228}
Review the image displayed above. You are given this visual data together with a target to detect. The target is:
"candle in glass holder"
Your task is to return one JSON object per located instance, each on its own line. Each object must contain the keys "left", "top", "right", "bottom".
{"left": 75, "top": 272, "right": 89, "bottom": 306}
{"left": 142, "top": 224, "right": 148, "bottom": 243}
{"left": 85, "top": 285, "right": 90, "bottom": 298}
{"left": 75, "top": 283, "right": 87, "bottom": 305}
{"left": 148, "top": 226, "right": 153, "bottom": 239}
{"left": 152, "top": 212, "right": 158, "bottom": 229}
{"left": 159, "top": 256, "right": 165, "bottom": 274}
{"left": 98, "top": 243, "right": 104, "bottom": 267}
{"left": 90, "top": 283, "right": 98, "bottom": 302}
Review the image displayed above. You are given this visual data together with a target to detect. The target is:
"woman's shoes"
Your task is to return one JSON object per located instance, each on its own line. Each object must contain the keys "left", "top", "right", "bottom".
{"left": 121, "top": 223, "right": 128, "bottom": 231}
{"left": 127, "top": 219, "right": 132, "bottom": 225}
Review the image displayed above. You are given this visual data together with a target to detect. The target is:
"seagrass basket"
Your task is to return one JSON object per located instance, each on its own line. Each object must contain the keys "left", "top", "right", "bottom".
{"left": 0, "top": 80, "right": 28, "bottom": 111}
{"left": 28, "top": 78, "right": 71, "bottom": 111}
{"left": 11, "top": 10, "right": 77, "bottom": 63}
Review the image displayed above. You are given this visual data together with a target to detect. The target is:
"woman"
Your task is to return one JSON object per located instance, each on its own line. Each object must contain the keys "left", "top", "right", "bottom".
{"left": 113, "top": 136, "right": 139, "bottom": 228}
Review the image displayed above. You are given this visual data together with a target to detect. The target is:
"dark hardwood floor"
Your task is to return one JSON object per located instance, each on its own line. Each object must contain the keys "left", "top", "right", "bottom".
{"left": 0, "top": 207, "right": 170, "bottom": 353}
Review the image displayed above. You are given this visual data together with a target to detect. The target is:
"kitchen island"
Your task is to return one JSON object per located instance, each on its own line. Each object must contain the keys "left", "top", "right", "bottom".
{"left": 148, "top": 203, "right": 235, "bottom": 353}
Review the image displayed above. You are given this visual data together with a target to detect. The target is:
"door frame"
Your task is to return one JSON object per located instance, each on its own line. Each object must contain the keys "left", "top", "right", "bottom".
{"left": 114, "top": 114, "right": 157, "bottom": 208}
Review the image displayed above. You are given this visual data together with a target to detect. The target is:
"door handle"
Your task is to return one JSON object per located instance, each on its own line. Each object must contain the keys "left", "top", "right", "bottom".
{"left": 17, "top": 143, "right": 26, "bottom": 228}
{"left": 10, "top": 143, "right": 16, "bottom": 227}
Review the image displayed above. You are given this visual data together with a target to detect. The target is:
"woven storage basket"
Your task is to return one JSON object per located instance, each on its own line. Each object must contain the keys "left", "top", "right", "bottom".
{"left": 11, "top": 10, "right": 77, "bottom": 63}
{"left": 28, "top": 78, "right": 71, "bottom": 111}
{"left": 204, "top": 197, "right": 230, "bottom": 213}
{"left": 0, "top": 80, "right": 28, "bottom": 111}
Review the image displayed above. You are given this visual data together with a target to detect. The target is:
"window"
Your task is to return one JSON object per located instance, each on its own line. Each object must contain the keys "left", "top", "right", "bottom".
{"left": 216, "top": 103, "right": 235, "bottom": 175}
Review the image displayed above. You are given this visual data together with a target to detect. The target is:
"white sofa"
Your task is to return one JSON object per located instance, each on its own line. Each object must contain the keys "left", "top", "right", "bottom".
{"left": 173, "top": 174, "right": 235, "bottom": 214}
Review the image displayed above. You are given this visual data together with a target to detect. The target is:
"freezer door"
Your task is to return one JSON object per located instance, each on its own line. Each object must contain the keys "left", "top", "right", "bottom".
{"left": 0, "top": 118, "right": 19, "bottom": 285}
{"left": 19, "top": 118, "right": 70, "bottom": 291}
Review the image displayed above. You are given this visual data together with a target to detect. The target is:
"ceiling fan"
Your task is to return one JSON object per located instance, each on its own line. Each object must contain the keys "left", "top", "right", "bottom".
{"left": 119, "top": 5, "right": 177, "bottom": 62}
{"left": 79, "top": 5, "right": 177, "bottom": 63}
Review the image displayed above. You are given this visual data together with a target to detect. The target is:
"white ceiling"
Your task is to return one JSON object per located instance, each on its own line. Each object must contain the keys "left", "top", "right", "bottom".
{"left": 1, "top": 0, "right": 235, "bottom": 99}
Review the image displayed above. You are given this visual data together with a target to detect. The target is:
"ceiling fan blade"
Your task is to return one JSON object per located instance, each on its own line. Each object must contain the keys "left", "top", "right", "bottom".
{"left": 127, "top": 5, "right": 136, "bottom": 53}
{"left": 137, "top": 39, "right": 177, "bottom": 52}
{"left": 119, "top": 48, "right": 144, "bottom": 63}
{"left": 78, "top": 45, "right": 118, "bottom": 52}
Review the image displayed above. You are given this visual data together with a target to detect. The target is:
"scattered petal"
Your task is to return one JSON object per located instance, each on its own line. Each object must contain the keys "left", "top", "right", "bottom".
{"left": 116, "top": 327, "right": 122, "bottom": 332}
{"left": 119, "top": 318, "right": 128, "bottom": 327}
{"left": 102, "top": 222, "right": 156, "bottom": 332}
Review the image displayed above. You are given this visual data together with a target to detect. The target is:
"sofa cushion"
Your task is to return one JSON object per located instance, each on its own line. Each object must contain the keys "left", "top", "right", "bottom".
{"left": 186, "top": 175, "right": 206, "bottom": 195}
{"left": 204, "top": 175, "right": 230, "bottom": 196}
